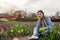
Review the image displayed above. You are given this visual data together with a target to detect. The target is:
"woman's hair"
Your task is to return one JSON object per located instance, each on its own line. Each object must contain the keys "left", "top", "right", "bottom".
{"left": 37, "top": 10, "right": 45, "bottom": 23}
{"left": 37, "top": 10, "right": 44, "bottom": 14}
{"left": 37, "top": 10, "right": 45, "bottom": 20}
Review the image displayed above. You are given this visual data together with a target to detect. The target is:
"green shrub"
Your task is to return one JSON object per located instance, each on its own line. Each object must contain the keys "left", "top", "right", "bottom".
{"left": 15, "top": 18, "right": 37, "bottom": 22}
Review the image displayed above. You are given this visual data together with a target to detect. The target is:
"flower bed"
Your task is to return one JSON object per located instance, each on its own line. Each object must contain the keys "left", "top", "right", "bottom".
{"left": 0, "top": 23, "right": 32, "bottom": 38}
{"left": 0, "top": 22, "right": 60, "bottom": 40}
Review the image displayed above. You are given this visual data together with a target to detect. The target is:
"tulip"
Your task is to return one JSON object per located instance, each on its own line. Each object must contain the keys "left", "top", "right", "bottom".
{"left": 18, "top": 30, "right": 20, "bottom": 33}
{"left": 11, "top": 30, "right": 13, "bottom": 32}
{"left": 13, "top": 37, "right": 18, "bottom": 40}
{"left": 20, "top": 29, "right": 23, "bottom": 32}
{"left": 1, "top": 28, "right": 4, "bottom": 32}
{"left": 27, "top": 31, "right": 29, "bottom": 33}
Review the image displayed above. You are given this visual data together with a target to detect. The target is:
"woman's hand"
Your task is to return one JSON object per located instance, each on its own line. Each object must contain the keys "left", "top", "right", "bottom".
{"left": 39, "top": 27, "right": 46, "bottom": 32}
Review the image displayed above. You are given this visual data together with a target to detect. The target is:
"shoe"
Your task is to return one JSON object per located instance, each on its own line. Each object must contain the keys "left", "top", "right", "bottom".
{"left": 28, "top": 35, "right": 39, "bottom": 40}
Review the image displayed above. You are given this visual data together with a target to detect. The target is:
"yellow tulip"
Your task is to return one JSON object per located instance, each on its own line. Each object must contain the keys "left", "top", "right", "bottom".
{"left": 20, "top": 29, "right": 23, "bottom": 32}
{"left": 1, "top": 28, "right": 4, "bottom": 32}
{"left": 11, "top": 30, "right": 13, "bottom": 32}
{"left": 13, "top": 37, "right": 19, "bottom": 40}
{"left": 18, "top": 30, "right": 20, "bottom": 33}
{"left": 59, "top": 24, "right": 60, "bottom": 26}
{"left": 27, "top": 31, "right": 29, "bottom": 33}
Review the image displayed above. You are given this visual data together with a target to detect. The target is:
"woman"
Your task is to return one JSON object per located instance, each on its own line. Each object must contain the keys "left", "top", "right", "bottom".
{"left": 29, "top": 10, "right": 52, "bottom": 39}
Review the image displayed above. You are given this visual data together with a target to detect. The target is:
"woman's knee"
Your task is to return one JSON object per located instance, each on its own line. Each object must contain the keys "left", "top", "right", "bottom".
{"left": 34, "top": 27, "right": 39, "bottom": 30}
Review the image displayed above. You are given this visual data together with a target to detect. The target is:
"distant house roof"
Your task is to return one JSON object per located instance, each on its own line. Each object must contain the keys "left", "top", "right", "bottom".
{"left": 14, "top": 10, "right": 24, "bottom": 14}
{"left": 0, "top": 15, "right": 16, "bottom": 18}
{"left": 50, "top": 16, "right": 60, "bottom": 19}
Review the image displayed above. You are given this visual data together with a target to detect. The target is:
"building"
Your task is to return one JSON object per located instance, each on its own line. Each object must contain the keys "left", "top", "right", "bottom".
{"left": 0, "top": 10, "right": 27, "bottom": 19}
{"left": 55, "top": 11, "right": 60, "bottom": 19}
{"left": 14, "top": 10, "right": 27, "bottom": 18}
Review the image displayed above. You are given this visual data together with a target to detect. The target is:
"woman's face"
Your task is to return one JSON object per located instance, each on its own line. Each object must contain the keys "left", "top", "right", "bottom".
{"left": 37, "top": 12, "right": 44, "bottom": 18}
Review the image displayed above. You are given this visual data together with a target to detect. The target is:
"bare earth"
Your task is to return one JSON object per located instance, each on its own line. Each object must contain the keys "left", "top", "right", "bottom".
{"left": 0, "top": 36, "right": 31, "bottom": 40}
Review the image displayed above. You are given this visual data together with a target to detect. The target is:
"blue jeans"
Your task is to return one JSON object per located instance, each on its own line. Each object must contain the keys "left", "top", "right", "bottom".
{"left": 33, "top": 20, "right": 50, "bottom": 36}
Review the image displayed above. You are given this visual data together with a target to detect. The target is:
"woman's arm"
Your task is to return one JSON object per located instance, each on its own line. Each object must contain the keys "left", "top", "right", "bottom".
{"left": 45, "top": 16, "right": 52, "bottom": 30}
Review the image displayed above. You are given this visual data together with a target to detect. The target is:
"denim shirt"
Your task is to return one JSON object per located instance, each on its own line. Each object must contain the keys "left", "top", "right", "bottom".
{"left": 36, "top": 16, "right": 52, "bottom": 30}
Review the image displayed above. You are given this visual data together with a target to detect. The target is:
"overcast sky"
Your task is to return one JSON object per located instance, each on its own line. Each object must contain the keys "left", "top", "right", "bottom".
{"left": 0, "top": 0, "right": 60, "bottom": 16}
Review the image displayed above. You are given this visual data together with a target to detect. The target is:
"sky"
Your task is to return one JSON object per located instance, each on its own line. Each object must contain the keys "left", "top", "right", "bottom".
{"left": 0, "top": 0, "right": 60, "bottom": 16}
